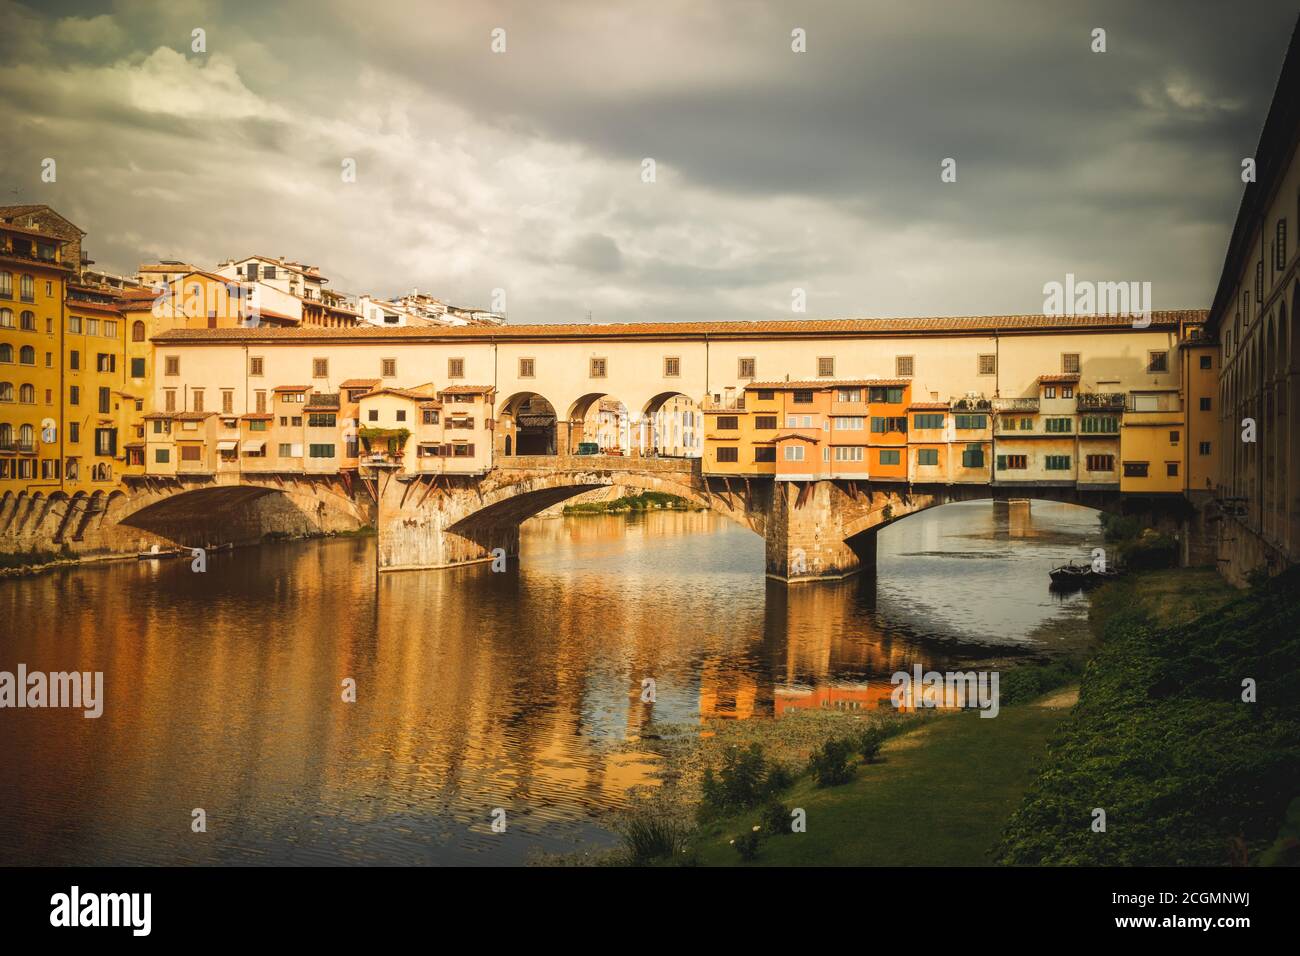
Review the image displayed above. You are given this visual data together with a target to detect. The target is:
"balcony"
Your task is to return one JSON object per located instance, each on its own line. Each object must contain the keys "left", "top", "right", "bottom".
{"left": 951, "top": 397, "right": 991, "bottom": 412}
{"left": 991, "top": 397, "right": 1039, "bottom": 413}
{"left": 1077, "top": 392, "right": 1125, "bottom": 412}
{"left": 702, "top": 396, "right": 746, "bottom": 412}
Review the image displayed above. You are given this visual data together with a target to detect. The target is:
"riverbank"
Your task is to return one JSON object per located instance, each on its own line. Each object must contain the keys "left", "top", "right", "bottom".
{"left": 997, "top": 565, "right": 1297, "bottom": 865}
{"left": 0, "top": 525, "right": 375, "bottom": 579}
{"left": 562, "top": 491, "right": 703, "bottom": 515}
{"left": 583, "top": 565, "right": 1254, "bottom": 867}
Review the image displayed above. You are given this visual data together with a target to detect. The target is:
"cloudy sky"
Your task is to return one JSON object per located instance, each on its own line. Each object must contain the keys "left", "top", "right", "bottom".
{"left": 2, "top": 0, "right": 1297, "bottom": 323}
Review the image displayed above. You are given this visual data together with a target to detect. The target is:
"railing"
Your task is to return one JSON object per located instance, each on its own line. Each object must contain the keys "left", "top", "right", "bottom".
{"left": 991, "top": 397, "right": 1039, "bottom": 412}
{"left": 951, "top": 398, "right": 991, "bottom": 411}
{"left": 15, "top": 439, "right": 35, "bottom": 453}
{"left": 702, "top": 397, "right": 746, "bottom": 411}
{"left": 1077, "top": 393, "right": 1125, "bottom": 411}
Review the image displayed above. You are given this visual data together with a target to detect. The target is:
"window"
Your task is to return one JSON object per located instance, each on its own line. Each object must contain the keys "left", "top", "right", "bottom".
{"left": 20, "top": 275, "right": 33, "bottom": 301}
{"left": 1062, "top": 353, "right": 1081, "bottom": 374}
{"left": 0, "top": 344, "right": 9, "bottom": 362}
{"left": 155, "top": 449, "right": 170, "bottom": 464}
{"left": 816, "top": 357, "right": 835, "bottom": 377}
{"left": 916, "top": 448, "right": 939, "bottom": 466}
{"left": 308, "top": 413, "right": 336, "bottom": 427}
{"left": 255, "top": 391, "right": 266, "bottom": 413}
{"left": 834, "top": 417, "right": 864, "bottom": 430}
{"left": 180, "top": 445, "right": 203, "bottom": 462}
{"left": 250, "top": 356, "right": 264, "bottom": 376}
{"left": 716, "top": 446, "right": 739, "bottom": 463}
{"left": 132, "top": 321, "right": 146, "bottom": 342}
{"left": 222, "top": 390, "right": 234, "bottom": 414}
{"left": 20, "top": 310, "right": 36, "bottom": 331}
{"left": 1199, "top": 441, "right": 1212, "bottom": 455}
{"left": 756, "top": 389, "right": 775, "bottom": 401}
{"left": 104, "top": 320, "right": 117, "bottom": 339}
{"left": 130, "top": 357, "right": 145, "bottom": 378}
{"left": 96, "top": 353, "right": 115, "bottom": 372}
{"left": 309, "top": 444, "right": 336, "bottom": 458}
{"left": 792, "top": 390, "right": 814, "bottom": 404}
{"left": 0, "top": 309, "right": 10, "bottom": 329}
{"left": 997, "top": 454, "right": 1027, "bottom": 470}
{"left": 86, "top": 318, "right": 98, "bottom": 336}
{"left": 878, "top": 449, "right": 901, "bottom": 466}
{"left": 895, "top": 355, "right": 914, "bottom": 377}
{"left": 367, "top": 409, "right": 379, "bottom": 422}
{"left": 1080, "top": 416, "right": 1118, "bottom": 433}
{"left": 1166, "top": 462, "right": 1179, "bottom": 477}
{"left": 1277, "top": 219, "right": 1287, "bottom": 269}
{"left": 69, "top": 423, "right": 79, "bottom": 444}
{"left": 783, "top": 445, "right": 805, "bottom": 461}
{"left": 754, "top": 416, "right": 777, "bottom": 430}
{"left": 0, "top": 272, "right": 8, "bottom": 297}
{"left": 837, "top": 388, "right": 861, "bottom": 402}
{"left": 867, "top": 386, "right": 905, "bottom": 404}
{"left": 1044, "top": 417, "right": 1072, "bottom": 433}
{"left": 663, "top": 356, "right": 680, "bottom": 377}
{"left": 1123, "top": 462, "right": 1149, "bottom": 477}
{"left": 518, "top": 358, "right": 535, "bottom": 378}
{"left": 383, "top": 358, "right": 399, "bottom": 378}
{"left": 19, "top": 383, "right": 34, "bottom": 403}
{"left": 1199, "top": 397, "right": 1211, "bottom": 411}
{"left": 94, "top": 428, "right": 116, "bottom": 456}
{"left": 67, "top": 385, "right": 78, "bottom": 405}
{"left": 954, "top": 413, "right": 986, "bottom": 430}
{"left": 1044, "top": 386, "right": 1056, "bottom": 399}
{"left": 395, "top": 409, "right": 407, "bottom": 422}
{"left": 738, "top": 357, "right": 756, "bottom": 379}
{"left": 1045, "top": 455, "right": 1071, "bottom": 471}
{"left": 1146, "top": 351, "right": 1168, "bottom": 373}
{"left": 870, "top": 416, "right": 906, "bottom": 433}
{"left": 19, "top": 345, "right": 34, "bottom": 365}
{"left": 1086, "top": 454, "right": 1115, "bottom": 471}
{"left": 961, "top": 445, "right": 984, "bottom": 468}
{"left": 1256, "top": 259, "right": 1264, "bottom": 304}
{"left": 978, "top": 354, "right": 996, "bottom": 375}
{"left": 192, "top": 389, "right": 204, "bottom": 412}
{"left": 834, "top": 446, "right": 865, "bottom": 462}
{"left": 1062, "top": 386, "right": 1074, "bottom": 399}
{"left": 589, "top": 357, "right": 606, "bottom": 378}
{"left": 751, "top": 446, "right": 775, "bottom": 462}
{"left": 248, "top": 420, "right": 268, "bottom": 432}
{"left": 313, "top": 358, "right": 329, "bottom": 378}
{"left": 913, "top": 413, "right": 944, "bottom": 429}
{"left": 164, "top": 355, "right": 179, "bottom": 376}
{"left": 98, "top": 387, "right": 111, "bottom": 413}
{"left": 716, "top": 416, "right": 739, "bottom": 430}
{"left": 1199, "top": 354, "right": 1212, "bottom": 370}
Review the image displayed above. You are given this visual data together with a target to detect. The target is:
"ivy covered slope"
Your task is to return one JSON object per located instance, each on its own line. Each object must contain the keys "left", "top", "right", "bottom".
{"left": 996, "top": 566, "right": 1300, "bottom": 865}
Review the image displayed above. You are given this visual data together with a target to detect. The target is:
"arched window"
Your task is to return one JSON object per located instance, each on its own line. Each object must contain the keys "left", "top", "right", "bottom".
{"left": 20, "top": 310, "right": 35, "bottom": 331}
{"left": 19, "top": 275, "right": 33, "bottom": 301}
{"left": 0, "top": 382, "right": 12, "bottom": 402}
{"left": 0, "top": 308, "right": 12, "bottom": 328}
{"left": 19, "top": 424, "right": 33, "bottom": 444}
{"left": 18, "top": 346, "right": 35, "bottom": 365}
{"left": 19, "top": 383, "right": 35, "bottom": 403}
{"left": 0, "top": 344, "right": 11, "bottom": 363}
{"left": 132, "top": 320, "right": 146, "bottom": 342}
{"left": 0, "top": 271, "right": 11, "bottom": 297}
{"left": 0, "top": 423, "right": 11, "bottom": 445}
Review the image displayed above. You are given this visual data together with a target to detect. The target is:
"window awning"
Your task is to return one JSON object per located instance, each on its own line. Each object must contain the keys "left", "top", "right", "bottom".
{"left": 241, "top": 440, "right": 265, "bottom": 453}
{"left": 217, "top": 440, "right": 238, "bottom": 451}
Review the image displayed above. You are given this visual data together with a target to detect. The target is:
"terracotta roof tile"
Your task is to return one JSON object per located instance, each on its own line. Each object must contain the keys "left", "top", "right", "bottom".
{"left": 272, "top": 385, "right": 311, "bottom": 392}
{"left": 148, "top": 311, "right": 1203, "bottom": 345}
{"left": 340, "top": 378, "right": 380, "bottom": 388}
{"left": 1038, "top": 373, "right": 1081, "bottom": 383}
{"left": 749, "top": 378, "right": 909, "bottom": 389}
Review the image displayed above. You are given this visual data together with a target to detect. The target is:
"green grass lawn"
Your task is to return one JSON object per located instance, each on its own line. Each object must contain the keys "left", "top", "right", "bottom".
{"left": 693, "top": 691, "right": 1076, "bottom": 866}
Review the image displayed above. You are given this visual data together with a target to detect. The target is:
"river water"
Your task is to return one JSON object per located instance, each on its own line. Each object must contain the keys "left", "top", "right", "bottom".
{"left": 0, "top": 499, "right": 1101, "bottom": 865}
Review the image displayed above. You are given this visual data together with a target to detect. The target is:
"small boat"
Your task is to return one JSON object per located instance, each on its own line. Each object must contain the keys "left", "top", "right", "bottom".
{"left": 137, "top": 545, "right": 186, "bottom": 560}
{"left": 1049, "top": 561, "right": 1121, "bottom": 588}
{"left": 204, "top": 542, "right": 234, "bottom": 553}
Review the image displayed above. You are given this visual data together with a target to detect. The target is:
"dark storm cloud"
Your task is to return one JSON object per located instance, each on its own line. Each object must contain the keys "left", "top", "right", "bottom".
{"left": 1, "top": 0, "right": 1296, "bottom": 321}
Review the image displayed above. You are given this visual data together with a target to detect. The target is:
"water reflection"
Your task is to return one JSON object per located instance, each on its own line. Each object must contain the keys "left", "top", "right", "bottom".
{"left": 0, "top": 499, "right": 1100, "bottom": 865}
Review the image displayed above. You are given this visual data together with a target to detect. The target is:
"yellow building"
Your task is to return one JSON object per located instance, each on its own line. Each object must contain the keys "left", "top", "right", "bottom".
{"left": 0, "top": 220, "right": 72, "bottom": 493}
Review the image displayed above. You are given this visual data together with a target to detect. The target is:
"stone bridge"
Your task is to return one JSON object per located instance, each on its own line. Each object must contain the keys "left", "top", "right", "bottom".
{"left": 375, "top": 455, "right": 1183, "bottom": 581}
{"left": 4, "top": 458, "right": 1197, "bottom": 581}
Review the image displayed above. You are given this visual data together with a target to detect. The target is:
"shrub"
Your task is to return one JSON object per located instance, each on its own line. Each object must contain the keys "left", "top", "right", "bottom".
{"left": 856, "top": 727, "right": 885, "bottom": 763}
{"left": 699, "top": 743, "right": 771, "bottom": 819}
{"left": 758, "top": 799, "right": 792, "bottom": 837}
{"left": 808, "top": 737, "right": 855, "bottom": 788}
{"left": 617, "top": 815, "right": 690, "bottom": 866}
{"left": 732, "top": 829, "right": 761, "bottom": 861}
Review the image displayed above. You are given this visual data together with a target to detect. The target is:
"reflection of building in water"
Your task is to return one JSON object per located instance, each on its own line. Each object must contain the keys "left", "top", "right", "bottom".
{"left": 775, "top": 681, "right": 894, "bottom": 715}
{"left": 697, "top": 658, "right": 769, "bottom": 720}
{"left": 1007, "top": 498, "right": 1031, "bottom": 537}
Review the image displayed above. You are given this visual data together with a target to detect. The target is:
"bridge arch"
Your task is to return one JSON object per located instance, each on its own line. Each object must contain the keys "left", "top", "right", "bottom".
{"left": 496, "top": 390, "right": 559, "bottom": 457}
{"left": 566, "top": 392, "right": 632, "bottom": 455}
